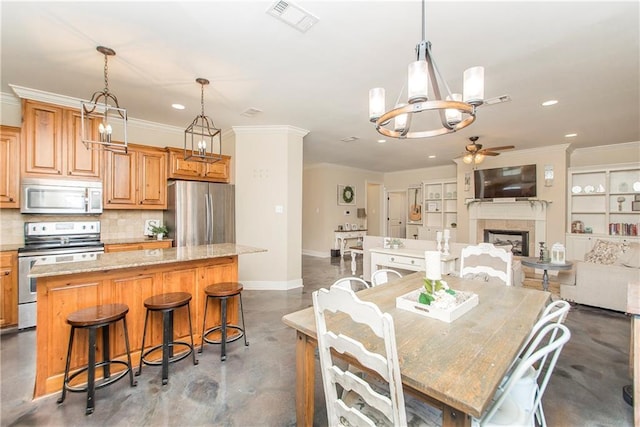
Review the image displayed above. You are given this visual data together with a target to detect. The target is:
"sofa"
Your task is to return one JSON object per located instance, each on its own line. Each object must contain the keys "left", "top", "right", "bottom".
{"left": 560, "top": 239, "right": 640, "bottom": 312}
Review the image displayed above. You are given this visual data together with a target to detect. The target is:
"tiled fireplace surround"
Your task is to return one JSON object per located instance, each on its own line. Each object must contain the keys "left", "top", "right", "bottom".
{"left": 468, "top": 201, "right": 548, "bottom": 258}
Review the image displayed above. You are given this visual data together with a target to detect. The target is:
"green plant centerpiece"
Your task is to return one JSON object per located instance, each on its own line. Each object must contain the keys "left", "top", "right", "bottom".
{"left": 419, "top": 277, "right": 456, "bottom": 305}
{"left": 150, "top": 224, "right": 169, "bottom": 237}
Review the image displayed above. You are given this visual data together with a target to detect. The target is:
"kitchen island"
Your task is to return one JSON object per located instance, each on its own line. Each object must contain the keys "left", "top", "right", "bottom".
{"left": 29, "top": 243, "right": 265, "bottom": 398}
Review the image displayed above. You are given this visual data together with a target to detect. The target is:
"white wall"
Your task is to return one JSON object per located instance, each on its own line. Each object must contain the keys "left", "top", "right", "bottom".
{"left": 569, "top": 141, "right": 640, "bottom": 167}
{"left": 302, "top": 163, "right": 383, "bottom": 256}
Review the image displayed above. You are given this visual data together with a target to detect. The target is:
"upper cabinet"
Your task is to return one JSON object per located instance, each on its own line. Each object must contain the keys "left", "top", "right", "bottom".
{"left": 0, "top": 126, "right": 20, "bottom": 208}
{"left": 21, "top": 100, "right": 101, "bottom": 179}
{"left": 104, "top": 144, "right": 167, "bottom": 209}
{"left": 167, "top": 147, "right": 230, "bottom": 183}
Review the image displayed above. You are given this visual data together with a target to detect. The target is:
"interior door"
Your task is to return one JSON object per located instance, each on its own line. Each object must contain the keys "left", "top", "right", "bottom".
{"left": 387, "top": 191, "right": 406, "bottom": 238}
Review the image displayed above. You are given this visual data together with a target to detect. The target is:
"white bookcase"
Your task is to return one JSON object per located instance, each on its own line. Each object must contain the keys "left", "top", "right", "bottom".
{"left": 566, "top": 163, "right": 640, "bottom": 259}
{"left": 423, "top": 179, "right": 457, "bottom": 230}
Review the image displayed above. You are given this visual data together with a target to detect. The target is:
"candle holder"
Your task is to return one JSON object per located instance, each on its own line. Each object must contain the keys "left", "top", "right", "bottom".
{"left": 436, "top": 233, "right": 443, "bottom": 253}
{"left": 443, "top": 236, "right": 450, "bottom": 256}
{"left": 538, "top": 242, "right": 545, "bottom": 262}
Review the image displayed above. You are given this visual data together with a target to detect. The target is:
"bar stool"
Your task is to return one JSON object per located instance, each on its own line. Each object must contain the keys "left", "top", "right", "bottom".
{"left": 137, "top": 292, "right": 198, "bottom": 385}
{"left": 200, "top": 282, "right": 249, "bottom": 361}
{"left": 57, "top": 303, "right": 136, "bottom": 415}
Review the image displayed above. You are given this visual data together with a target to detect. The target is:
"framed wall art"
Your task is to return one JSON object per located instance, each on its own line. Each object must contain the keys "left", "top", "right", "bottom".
{"left": 337, "top": 184, "right": 356, "bottom": 206}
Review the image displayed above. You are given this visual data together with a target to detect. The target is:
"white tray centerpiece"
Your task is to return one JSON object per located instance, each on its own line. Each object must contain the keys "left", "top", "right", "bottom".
{"left": 396, "top": 250, "right": 478, "bottom": 322}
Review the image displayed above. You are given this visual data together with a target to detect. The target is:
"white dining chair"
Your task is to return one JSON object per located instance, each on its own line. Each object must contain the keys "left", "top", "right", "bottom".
{"left": 459, "top": 243, "right": 513, "bottom": 286}
{"left": 330, "top": 277, "right": 370, "bottom": 292}
{"left": 473, "top": 323, "right": 571, "bottom": 427}
{"left": 502, "top": 300, "right": 571, "bottom": 426}
{"left": 371, "top": 269, "right": 402, "bottom": 287}
{"left": 312, "top": 285, "right": 442, "bottom": 427}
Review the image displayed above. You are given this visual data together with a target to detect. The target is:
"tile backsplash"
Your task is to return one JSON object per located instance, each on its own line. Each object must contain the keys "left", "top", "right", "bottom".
{"left": 0, "top": 209, "right": 163, "bottom": 245}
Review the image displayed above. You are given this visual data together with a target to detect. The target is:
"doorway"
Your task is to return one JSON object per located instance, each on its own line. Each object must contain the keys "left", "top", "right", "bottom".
{"left": 387, "top": 191, "right": 406, "bottom": 238}
{"left": 366, "top": 182, "right": 383, "bottom": 236}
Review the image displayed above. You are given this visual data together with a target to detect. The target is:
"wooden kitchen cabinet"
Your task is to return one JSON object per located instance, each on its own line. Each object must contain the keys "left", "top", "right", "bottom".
{"left": 21, "top": 100, "right": 101, "bottom": 179}
{"left": 0, "top": 251, "right": 18, "bottom": 328}
{"left": 0, "top": 126, "right": 20, "bottom": 208}
{"left": 104, "top": 144, "right": 167, "bottom": 209}
{"left": 167, "top": 147, "right": 230, "bottom": 183}
{"left": 105, "top": 240, "right": 173, "bottom": 252}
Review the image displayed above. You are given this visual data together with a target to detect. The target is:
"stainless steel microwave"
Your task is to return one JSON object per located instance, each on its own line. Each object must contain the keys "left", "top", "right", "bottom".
{"left": 20, "top": 178, "right": 103, "bottom": 214}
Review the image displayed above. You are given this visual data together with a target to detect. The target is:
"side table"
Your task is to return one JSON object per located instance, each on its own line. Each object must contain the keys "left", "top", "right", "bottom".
{"left": 520, "top": 258, "right": 573, "bottom": 292}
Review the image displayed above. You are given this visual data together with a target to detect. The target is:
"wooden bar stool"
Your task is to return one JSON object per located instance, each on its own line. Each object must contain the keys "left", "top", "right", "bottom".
{"left": 200, "top": 282, "right": 249, "bottom": 361}
{"left": 57, "top": 303, "right": 136, "bottom": 415}
{"left": 136, "top": 292, "right": 198, "bottom": 385}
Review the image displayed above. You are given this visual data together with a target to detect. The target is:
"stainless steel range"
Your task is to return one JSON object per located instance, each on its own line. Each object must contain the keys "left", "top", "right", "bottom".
{"left": 17, "top": 221, "right": 104, "bottom": 329}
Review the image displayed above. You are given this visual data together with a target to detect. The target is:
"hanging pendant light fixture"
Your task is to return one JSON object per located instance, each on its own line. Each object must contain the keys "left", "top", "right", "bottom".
{"left": 81, "top": 46, "right": 128, "bottom": 152}
{"left": 369, "top": 0, "right": 485, "bottom": 139}
{"left": 184, "top": 78, "right": 222, "bottom": 163}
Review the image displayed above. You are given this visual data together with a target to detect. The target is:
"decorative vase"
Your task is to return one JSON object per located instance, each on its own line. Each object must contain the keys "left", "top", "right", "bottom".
{"left": 157, "top": 233, "right": 164, "bottom": 240}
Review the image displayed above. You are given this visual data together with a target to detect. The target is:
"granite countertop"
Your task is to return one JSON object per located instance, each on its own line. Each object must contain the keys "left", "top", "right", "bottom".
{"left": 102, "top": 237, "right": 173, "bottom": 245}
{"left": 0, "top": 243, "right": 23, "bottom": 252}
{"left": 29, "top": 243, "right": 266, "bottom": 278}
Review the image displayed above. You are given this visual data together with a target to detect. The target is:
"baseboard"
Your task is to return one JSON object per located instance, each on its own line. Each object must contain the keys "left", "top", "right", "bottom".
{"left": 302, "top": 249, "right": 331, "bottom": 258}
{"left": 240, "top": 278, "right": 303, "bottom": 291}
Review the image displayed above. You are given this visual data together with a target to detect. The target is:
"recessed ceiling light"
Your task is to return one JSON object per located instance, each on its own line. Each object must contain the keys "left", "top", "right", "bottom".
{"left": 541, "top": 100, "right": 558, "bottom": 107}
{"left": 172, "top": 103, "right": 185, "bottom": 110}
{"left": 565, "top": 133, "right": 577, "bottom": 138}
{"left": 377, "top": 139, "right": 386, "bottom": 143}
{"left": 428, "top": 155, "right": 436, "bottom": 159}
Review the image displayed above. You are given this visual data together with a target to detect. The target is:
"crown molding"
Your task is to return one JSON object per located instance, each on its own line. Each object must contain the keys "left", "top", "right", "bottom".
{"left": 231, "top": 125, "right": 309, "bottom": 138}
{"left": 8, "top": 84, "right": 183, "bottom": 135}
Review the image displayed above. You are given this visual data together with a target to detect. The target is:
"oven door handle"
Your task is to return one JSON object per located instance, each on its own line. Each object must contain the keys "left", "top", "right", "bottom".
{"left": 18, "top": 247, "right": 105, "bottom": 257}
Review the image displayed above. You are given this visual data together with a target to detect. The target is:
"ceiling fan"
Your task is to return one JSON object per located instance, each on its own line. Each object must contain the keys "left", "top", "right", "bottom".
{"left": 463, "top": 136, "right": 514, "bottom": 165}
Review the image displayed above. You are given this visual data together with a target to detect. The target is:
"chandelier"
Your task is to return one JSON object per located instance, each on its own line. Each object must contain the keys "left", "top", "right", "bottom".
{"left": 184, "top": 78, "right": 222, "bottom": 163}
{"left": 81, "top": 46, "right": 128, "bottom": 152}
{"left": 368, "top": 0, "right": 484, "bottom": 139}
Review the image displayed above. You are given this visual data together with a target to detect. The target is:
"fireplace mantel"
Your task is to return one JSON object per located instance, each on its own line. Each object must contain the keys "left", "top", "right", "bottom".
{"left": 468, "top": 199, "right": 550, "bottom": 246}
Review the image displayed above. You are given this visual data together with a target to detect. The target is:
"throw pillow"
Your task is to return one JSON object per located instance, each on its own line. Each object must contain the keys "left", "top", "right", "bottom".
{"left": 617, "top": 243, "right": 640, "bottom": 268}
{"left": 584, "top": 239, "right": 628, "bottom": 265}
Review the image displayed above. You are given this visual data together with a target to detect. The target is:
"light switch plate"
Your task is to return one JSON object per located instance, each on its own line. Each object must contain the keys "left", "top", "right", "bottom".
{"left": 144, "top": 219, "right": 159, "bottom": 236}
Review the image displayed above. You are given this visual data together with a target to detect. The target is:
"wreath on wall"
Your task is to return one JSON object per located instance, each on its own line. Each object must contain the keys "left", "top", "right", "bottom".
{"left": 342, "top": 186, "right": 354, "bottom": 203}
{"left": 338, "top": 184, "right": 356, "bottom": 205}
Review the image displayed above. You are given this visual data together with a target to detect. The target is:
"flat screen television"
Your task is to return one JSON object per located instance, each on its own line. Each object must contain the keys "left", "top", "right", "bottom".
{"left": 474, "top": 164, "right": 537, "bottom": 200}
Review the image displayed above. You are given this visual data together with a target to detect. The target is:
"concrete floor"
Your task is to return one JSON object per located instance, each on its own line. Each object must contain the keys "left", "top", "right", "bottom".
{"left": 0, "top": 254, "right": 634, "bottom": 426}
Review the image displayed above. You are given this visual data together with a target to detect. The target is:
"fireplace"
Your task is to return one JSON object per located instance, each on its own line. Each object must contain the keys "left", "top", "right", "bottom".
{"left": 484, "top": 229, "right": 529, "bottom": 256}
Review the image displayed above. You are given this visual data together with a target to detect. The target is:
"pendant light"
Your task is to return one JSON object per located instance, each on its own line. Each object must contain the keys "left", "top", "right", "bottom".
{"left": 81, "top": 46, "right": 128, "bottom": 152}
{"left": 184, "top": 78, "right": 222, "bottom": 163}
{"left": 368, "top": 0, "right": 485, "bottom": 139}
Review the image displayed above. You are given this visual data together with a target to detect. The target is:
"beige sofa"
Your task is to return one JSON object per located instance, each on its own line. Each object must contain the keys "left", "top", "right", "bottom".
{"left": 560, "top": 240, "right": 640, "bottom": 312}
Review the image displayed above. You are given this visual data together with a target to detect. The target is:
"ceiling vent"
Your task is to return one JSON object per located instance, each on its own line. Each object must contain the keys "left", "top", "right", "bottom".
{"left": 241, "top": 107, "right": 263, "bottom": 118}
{"left": 340, "top": 136, "right": 359, "bottom": 143}
{"left": 266, "top": 1, "right": 319, "bottom": 33}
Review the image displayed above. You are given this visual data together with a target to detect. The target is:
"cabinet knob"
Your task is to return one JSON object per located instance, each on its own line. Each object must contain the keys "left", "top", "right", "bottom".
{"left": 411, "top": 260, "right": 415, "bottom": 264}
{"left": 8, "top": 198, "right": 13, "bottom": 202}
{"left": 2, "top": 270, "right": 9, "bottom": 276}
{"left": 390, "top": 257, "right": 395, "bottom": 262}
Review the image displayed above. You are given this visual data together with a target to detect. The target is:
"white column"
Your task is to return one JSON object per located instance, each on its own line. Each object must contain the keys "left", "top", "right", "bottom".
{"left": 232, "top": 125, "right": 309, "bottom": 290}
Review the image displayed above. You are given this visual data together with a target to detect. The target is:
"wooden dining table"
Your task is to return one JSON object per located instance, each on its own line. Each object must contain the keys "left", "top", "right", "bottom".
{"left": 282, "top": 272, "right": 550, "bottom": 427}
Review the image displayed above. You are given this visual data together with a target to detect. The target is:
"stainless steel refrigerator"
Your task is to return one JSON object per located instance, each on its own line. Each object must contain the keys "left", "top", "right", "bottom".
{"left": 164, "top": 180, "right": 235, "bottom": 246}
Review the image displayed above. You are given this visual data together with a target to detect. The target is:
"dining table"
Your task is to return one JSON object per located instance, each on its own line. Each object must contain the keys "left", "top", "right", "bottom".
{"left": 282, "top": 272, "right": 551, "bottom": 427}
